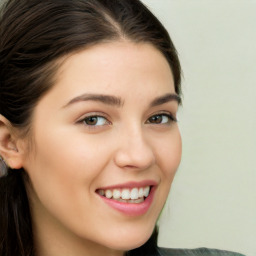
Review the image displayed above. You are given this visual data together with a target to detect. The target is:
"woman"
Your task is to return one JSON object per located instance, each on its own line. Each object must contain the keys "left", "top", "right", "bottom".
{"left": 0, "top": 0, "right": 246, "bottom": 256}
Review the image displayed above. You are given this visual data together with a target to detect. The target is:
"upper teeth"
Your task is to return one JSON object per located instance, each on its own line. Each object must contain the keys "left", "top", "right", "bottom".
{"left": 97, "top": 186, "right": 150, "bottom": 200}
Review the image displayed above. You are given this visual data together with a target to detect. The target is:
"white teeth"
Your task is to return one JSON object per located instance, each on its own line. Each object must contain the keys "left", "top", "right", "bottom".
{"left": 130, "top": 188, "right": 139, "bottom": 200}
{"left": 121, "top": 189, "right": 130, "bottom": 199}
{"left": 138, "top": 187, "right": 144, "bottom": 198}
{"left": 105, "top": 189, "right": 112, "bottom": 199}
{"left": 144, "top": 186, "right": 150, "bottom": 197}
{"left": 97, "top": 185, "right": 151, "bottom": 200}
{"left": 113, "top": 189, "right": 121, "bottom": 199}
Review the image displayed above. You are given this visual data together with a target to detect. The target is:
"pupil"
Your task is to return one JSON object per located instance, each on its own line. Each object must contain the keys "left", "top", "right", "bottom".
{"left": 86, "top": 116, "right": 97, "bottom": 125}
{"left": 151, "top": 115, "right": 162, "bottom": 124}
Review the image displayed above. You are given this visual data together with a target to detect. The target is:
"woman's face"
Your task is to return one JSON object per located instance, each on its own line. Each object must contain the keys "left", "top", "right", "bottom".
{"left": 22, "top": 41, "right": 182, "bottom": 254}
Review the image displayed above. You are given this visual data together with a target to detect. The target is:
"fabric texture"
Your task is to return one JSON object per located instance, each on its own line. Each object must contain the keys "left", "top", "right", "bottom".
{"left": 157, "top": 247, "right": 246, "bottom": 256}
{"left": 128, "top": 247, "right": 246, "bottom": 256}
{"left": 126, "top": 230, "right": 246, "bottom": 256}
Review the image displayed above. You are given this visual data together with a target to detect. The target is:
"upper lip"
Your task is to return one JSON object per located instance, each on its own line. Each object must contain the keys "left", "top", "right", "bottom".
{"left": 96, "top": 180, "right": 158, "bottom": 190}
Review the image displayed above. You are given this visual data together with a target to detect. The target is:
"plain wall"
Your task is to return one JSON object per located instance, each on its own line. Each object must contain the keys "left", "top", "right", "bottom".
{"left": 141, "top": 1, "right": 256, "bottom": 256}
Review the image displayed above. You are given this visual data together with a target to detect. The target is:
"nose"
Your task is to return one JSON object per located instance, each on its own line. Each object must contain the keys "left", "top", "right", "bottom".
{"left": 113, "top": 126, "right": 156, "bottom": 170}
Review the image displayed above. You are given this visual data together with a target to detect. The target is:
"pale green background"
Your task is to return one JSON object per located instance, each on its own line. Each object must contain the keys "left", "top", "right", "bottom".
{"left": 141, "top": 1, "right": 256, "bottom": 256}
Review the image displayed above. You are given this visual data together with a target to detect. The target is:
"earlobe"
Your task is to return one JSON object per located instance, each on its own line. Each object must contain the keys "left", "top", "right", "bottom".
{"left": 0, "top": 115, "right": 25, "bottom": 170}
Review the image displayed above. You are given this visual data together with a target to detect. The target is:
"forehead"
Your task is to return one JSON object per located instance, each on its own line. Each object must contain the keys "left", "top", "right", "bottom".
{"left": 39, "top": 41, "right": 175, "bottom": 109}
{"left": 58, "top": 41, "right": 173, "bottom": 90}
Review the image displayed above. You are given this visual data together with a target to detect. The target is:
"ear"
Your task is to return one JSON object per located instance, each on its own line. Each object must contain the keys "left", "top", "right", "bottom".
{"left": 0, "top": 115, "right": 26, "bottom": 170}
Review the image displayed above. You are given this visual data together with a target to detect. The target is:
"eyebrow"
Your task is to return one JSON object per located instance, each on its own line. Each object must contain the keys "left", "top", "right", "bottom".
{"left": 63, "top": 92, "right": 181, "bottom": 108}
{"left": 150, "top": 93, "right": 181, "bottom": 107}
{"left": 63, "top": 93, "right": 124, "bottom": 108}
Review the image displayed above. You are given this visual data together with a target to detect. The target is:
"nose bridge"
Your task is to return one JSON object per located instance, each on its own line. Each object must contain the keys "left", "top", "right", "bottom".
{"left": 114, "top": 122, "right": 155, "bottom": 169}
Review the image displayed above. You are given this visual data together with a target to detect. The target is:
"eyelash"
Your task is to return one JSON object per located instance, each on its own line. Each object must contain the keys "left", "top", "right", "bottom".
{"left": 77, "top": 114, "right": 110, "bottom": 127}
{"left": 77, "top": 112, "right": 177, "bottom": 128}
{"left": 146, "top": 113, "right": 177, "bottom": 125}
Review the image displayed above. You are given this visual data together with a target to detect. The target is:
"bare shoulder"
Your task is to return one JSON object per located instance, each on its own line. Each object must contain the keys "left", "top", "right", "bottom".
{"left": 157, "top": 247, "right": 246, "bottom": 256}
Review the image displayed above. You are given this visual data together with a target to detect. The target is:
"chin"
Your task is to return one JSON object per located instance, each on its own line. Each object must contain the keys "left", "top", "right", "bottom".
{"left": 100, "top": 225, "right": 154, "bottom": 251}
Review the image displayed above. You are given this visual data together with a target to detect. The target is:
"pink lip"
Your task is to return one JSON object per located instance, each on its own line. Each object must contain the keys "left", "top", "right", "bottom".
{"left": 96, "top": 181, "right": 157, "bottom": 217}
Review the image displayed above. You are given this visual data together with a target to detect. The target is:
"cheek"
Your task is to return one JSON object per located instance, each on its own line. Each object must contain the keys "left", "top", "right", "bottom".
{"left": 157, "top": 130, "right": 182, "bottom": 179}
{"left": 23, "top": 131, "right": 115, "bottom": 238}
{"left": 29, "top": 126, "right": 109, "bottom": 176}
{"left": 149, "top": 129, "right": 181, "bottom": 213}
{"left": 24, "top": 128, "right": 110, "bottom": 209}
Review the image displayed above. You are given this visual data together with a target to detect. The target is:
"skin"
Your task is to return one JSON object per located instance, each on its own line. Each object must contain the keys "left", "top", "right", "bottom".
{"left": 0, "top": 41, "right": 182, "bottom": 256}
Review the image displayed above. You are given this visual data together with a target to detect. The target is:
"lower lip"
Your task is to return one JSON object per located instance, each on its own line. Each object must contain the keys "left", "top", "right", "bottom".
{"left": 97, "top": 186, "right": 156, "bottom": 216}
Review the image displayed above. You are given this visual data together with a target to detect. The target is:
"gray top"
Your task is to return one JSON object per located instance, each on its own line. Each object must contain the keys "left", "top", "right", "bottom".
{"left": 157, "top": 247, "right": 246, "bottom": 256}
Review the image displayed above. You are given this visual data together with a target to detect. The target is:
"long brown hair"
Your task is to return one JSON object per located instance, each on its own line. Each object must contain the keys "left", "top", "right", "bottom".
{"left": 0, "top": 1, "right": 181, "bottom": 255}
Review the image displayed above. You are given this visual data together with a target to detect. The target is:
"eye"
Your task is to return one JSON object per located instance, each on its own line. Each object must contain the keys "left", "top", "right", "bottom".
{"left": 79, "top": 115, "right": 110, "bottom": 126}
{"left": 147, "top": 113, "right": 176, "bottom": 125}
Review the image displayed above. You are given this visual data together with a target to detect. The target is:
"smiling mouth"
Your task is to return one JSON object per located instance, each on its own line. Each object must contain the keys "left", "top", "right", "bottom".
{"left": 96, "top": 186, "right": 151, "bottom": 204}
